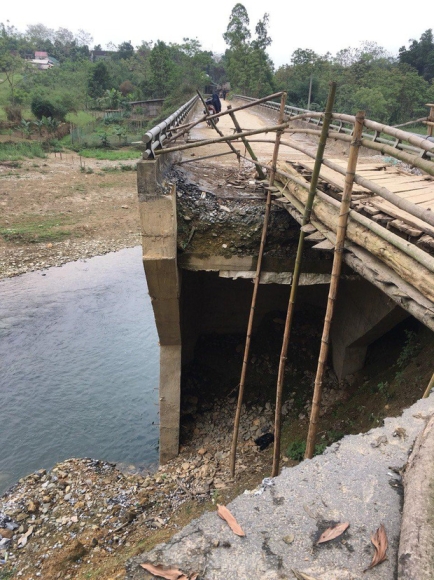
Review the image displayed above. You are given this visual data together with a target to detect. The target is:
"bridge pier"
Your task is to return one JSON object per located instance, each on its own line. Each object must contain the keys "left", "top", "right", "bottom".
{"left": 331, "top": 278, "right": 408, "bottom": 380}
{"left": 137, "top": 156, "right": 181, "bottom": 463}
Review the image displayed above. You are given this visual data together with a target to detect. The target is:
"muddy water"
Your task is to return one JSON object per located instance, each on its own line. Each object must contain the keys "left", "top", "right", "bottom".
{"left": 0, "top": 247, "right": 159, "bottom": 495}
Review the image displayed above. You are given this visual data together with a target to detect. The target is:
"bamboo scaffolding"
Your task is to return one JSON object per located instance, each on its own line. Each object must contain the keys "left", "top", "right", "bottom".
{"left": 247, "top": 137, "right": 434, "bottom": 229}
{"left": 227, "top": 105, "right": 265, "bottom": 180}
{"left": 423, "top": 372, "right": 434, "bottom": 398}
{"left": 196, "top": 90, "right": 240, "bottom": 161}
{"left": 164, "top": 115, "right": 207, "bottom": 145}
{"left": 229, "top": 93, "right": 287, "bottom": 478}
{"left": 153, "top": 112, "right": 320, "bottom": 157}
{"left": 305, "top": 111, "right": 365, "bottom": 459}
{"left": 174, "top": 150, "right": 239, "bottom": 165}
{"left": 292, "top": 112, "right": 434, "bottom": 155}
{"left": 225, "top": 141, "right": 434, "bottom": 276}
{"left": 281, "top": 128, "right": 434, "bottom": 177}
{"left": 271, "top": 82, "right": 337, "bottom": 477}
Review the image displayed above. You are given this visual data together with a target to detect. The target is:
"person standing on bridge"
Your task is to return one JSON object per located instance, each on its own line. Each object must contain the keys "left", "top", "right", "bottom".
{"left": 211, "top": 90, "right": 222, "bottom": 114}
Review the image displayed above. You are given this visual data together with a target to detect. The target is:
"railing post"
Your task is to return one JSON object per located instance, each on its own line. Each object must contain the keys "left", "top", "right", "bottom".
{"left": 426, "top": 103, "right": 434, "bottom": 138}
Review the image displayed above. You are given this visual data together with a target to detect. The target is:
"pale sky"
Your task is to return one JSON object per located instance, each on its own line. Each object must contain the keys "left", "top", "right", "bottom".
{"left": 3, "top": 0, "right": 431, "bottom": 68}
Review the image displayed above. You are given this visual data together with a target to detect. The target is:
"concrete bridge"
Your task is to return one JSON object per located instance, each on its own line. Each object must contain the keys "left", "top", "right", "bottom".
{"left": 136, "top": 93, "right": 434, "bottom": 463}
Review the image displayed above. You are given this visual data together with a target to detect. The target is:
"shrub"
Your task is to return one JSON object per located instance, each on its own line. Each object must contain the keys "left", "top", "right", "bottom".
{"left": 4, "top": 105, "right": 22, "bottom": 123}
{"left": 31, "top": 96, "right": 67, "bottom": 121}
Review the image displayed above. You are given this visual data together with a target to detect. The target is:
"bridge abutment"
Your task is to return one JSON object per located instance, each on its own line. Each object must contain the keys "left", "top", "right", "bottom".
{"left": 138, "top": 157, "right": 181, "bottom": 463}
{"left": 331, "top": 278, "right": 408, "bottom": 380}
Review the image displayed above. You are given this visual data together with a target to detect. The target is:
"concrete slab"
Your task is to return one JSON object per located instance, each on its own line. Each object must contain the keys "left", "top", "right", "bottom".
{"left": 127, "top": 394, "right": 434, "bottom": 580}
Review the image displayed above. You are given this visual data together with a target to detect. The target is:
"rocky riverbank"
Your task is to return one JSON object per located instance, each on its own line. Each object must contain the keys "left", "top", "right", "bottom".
{"left": 0, "top": 391, "right": 305, "bottom": 580}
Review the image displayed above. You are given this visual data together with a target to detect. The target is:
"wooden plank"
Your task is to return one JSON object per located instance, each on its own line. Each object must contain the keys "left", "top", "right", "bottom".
{"left": 311, "top": 239, "right": 335, "bottom": 251}
{"left": 298, "top": 160, "right": 370, "bottom": 193}
{"left": 389, "top": 219, "right": 423, "bottom": 238}
{"left": 304, "top": 231, "right": 326, "bottom": 241}
{"left": 369, "top": 196, "right": 434, "bottom": 237}
{"left": 301, "top": 223, "right": 316, "bottom": 233}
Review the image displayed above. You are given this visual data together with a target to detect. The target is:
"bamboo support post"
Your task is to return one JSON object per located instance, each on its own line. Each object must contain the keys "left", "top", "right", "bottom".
{"left": 271, "top": 82, "right": 337, "bottom": 477}
{"left": 305, "top": 111, "right": 365, "bottom": 460}
{"left": 229, "top": 93, "right": 287, "bottom": 478}
{"left": 196, "top": 90, "right": 240, "bottom": 161}
{"left": 227, "top": 105, "right": 265, "bottom": 179}
{"left": 426, "top": 104, "right": 434, "bottom": 137}
{"left": 423, "top": 372, "right": 434, "bottom": 398}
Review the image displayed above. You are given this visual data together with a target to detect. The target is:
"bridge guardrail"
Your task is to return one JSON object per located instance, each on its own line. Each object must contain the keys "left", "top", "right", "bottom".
{"left": 143, "top": 95, "right": 199, "bottom": 160}
{"left": 233, "top": 95, "right": 434, "bottom": 160}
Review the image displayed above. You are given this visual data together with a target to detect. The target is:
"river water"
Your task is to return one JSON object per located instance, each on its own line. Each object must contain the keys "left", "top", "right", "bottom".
{"left": 0, "top": 247, "right": 159, "bottom": 496}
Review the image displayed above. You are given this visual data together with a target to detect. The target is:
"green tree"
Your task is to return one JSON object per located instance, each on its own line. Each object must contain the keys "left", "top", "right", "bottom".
{"left": 149, "top": 40, "right": 175, "bottom": 97}
{"left": 87, "top": 61, "right": 112, "bottom": 99}
{"left": 399, "top": 29, "right": 434, "bottom": 82}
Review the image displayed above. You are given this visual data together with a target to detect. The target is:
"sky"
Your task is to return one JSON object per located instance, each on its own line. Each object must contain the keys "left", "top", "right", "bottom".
{"left": 3, "top": 0, "right": 431, "bottom": 68}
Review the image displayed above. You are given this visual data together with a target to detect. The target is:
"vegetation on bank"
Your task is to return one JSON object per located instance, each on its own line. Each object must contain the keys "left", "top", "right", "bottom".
{"left": 0, "top": 8, "right": 433, "bottom": 151}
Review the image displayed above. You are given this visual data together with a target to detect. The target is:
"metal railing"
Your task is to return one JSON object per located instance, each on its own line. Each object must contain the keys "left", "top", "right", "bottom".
{"left": 142, "top": 95, "right": 199, "bottom": 160}
{"left": 233, "top": 95, "right": 434, "bottom": 160}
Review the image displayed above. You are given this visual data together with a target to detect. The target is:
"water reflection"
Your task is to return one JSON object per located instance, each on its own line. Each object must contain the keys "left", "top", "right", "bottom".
{"left": 0, "top": 247, "right": 159, "bottom": 495}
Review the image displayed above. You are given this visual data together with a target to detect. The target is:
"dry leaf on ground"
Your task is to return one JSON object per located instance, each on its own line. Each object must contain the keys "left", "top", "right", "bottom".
{"left": 217, "top": 504, "right": 246, "bottom": 536}
{"left": 17, "top": 525, "right": 34, "bottom": 549}
{"left": 364, "top": 523, "right": 388, "bottom": 571}
{"left": 292, "top": 569, "right": 318, "bottom": 580}
{"left": 316, "top": 522, "right": 349, "bottom": 544}
{"left": 140, "top": 562, "right": 188, "bottom": 580}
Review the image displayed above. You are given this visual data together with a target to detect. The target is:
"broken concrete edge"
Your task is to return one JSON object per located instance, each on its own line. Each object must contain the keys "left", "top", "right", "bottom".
{"left": 126, "top": 394, "right": 434, "bottom": 580}
{"left": 398, "top": 414, "right": 434, "bottom": 579}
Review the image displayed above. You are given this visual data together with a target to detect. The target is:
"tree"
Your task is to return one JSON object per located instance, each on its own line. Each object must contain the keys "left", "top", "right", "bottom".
{"left": 116, "top": 41, "right": 134, "bottom": 60}
{"left": 149, "top": 40, "right": 175, "bottom": 98}
{"left": 223, "top": 4, "right": 273, "bottom": 96}
{"left": 87, "top": 61, "right": 112, "bottom": 99}
{"left": 399, "top": 29, "right": 434, "bottom": 82}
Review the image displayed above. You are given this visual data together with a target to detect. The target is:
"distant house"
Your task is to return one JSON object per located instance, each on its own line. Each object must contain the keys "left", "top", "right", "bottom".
{"left": 29, "top": 52, "right": 59, "bottom": 70}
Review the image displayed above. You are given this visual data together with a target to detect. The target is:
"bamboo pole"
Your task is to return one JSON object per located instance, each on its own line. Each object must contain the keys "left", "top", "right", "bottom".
{"left": 305, "top": 111, "right": 365, "bottom": 460}
{"left": 164, "top": 115, "right": 207, "bottom": 144}
{"left": 246, "top": 136, "right": 434, "bottom": 229}
{"left": 423, "top": 372, "right": 434, "bottom": 398}
{"left": 279, "top": 128, "right": 434, "bottom": 177}
{"left": 205, "top": 91, "right": 285, "bottom": 122}
{"left": 174, "top": 150, "right": 239, "bottom": 165}
{"left": 271, "top": 82, "right": 337, "bottom": 477}
{"left": 227, "top": 105, "right": 266, "bottom": 179}
{"left": 229, "top": 93, "right": 287, "bottom": 478}
{"left": 294, "top": 111, "right": 434, "bottom": 155}
{"left": 196, "top": 90, "right": 240, "bottom": 161}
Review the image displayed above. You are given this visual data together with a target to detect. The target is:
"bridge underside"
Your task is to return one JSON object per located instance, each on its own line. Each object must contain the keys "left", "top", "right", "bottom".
{"left": 137, "top": 155, "right": 423, "bottom": 463}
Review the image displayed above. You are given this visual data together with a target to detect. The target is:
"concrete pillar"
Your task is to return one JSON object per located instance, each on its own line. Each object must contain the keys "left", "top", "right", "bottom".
{"left": 137, "top": 156, "right": 181, "bottom": 463}
{"left": 331, "top": 279, "right": 408, "bottom": 380}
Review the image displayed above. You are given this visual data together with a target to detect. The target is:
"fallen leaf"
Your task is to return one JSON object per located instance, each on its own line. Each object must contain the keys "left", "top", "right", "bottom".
{"left": 140, "top": 562, "right": 186, "bottom": 580}
{"left": 316, "top": 522, "right": 349, "bottom": 544}
{"left": 365, "top": 523, "right": 388, "bottom": 571}
{"left": 17, "top": 525, "right": 34, "bottom": 549}
{"left": 292, "top": 570, "right": 318, "bottom": 580}
{"left": 217, "top": 504, "right": 245, "bottom": 536}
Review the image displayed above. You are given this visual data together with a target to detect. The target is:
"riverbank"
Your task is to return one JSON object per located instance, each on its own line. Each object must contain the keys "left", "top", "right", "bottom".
{"left": 1, "top": 318, "right": 433, "bottom": 579}
{"left": 0, "top": 152, "right": 140, "bottom": 280}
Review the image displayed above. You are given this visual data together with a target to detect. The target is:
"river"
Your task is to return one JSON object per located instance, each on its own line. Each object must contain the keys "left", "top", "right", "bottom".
{"left": 0, "top": 247, "right": 159, "bottom": 496}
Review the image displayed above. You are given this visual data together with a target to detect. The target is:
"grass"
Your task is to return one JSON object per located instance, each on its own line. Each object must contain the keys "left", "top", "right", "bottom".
{"left": 0, "top": 215, "right": 75, "bottom": 244}
{"left": 0, "top": 141, "right": 46, "bottom": 161}
{"left": 65, "top": 111, "right": 96, "bottom": 126}
{"left": 78, "top": 148, "right": 141, "bottom": 161}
